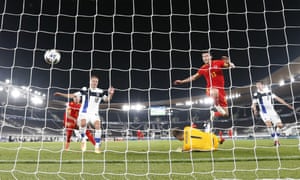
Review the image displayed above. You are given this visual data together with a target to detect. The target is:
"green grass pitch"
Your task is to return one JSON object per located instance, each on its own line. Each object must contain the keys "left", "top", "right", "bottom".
{"left": 0, "top": 138, "right": 299, "bottom": 179}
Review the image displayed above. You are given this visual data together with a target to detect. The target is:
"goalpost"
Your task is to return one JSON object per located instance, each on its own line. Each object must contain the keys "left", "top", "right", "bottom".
{"left": 0, "top": 0, "right": 300, "bottom": 179}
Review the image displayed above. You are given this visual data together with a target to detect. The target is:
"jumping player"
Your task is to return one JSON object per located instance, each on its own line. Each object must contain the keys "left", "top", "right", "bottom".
{"left": 251, "top": 81, "right": 294, "bottom": 146}
{"left": 174, "top": 52, "right": 235, "bottom": 130}
{"left": 63, "top": 95, "right": 96, "bottom": 151}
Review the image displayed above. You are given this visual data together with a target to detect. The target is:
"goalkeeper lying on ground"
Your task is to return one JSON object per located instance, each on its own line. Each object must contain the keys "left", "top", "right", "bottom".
{"left": 172, "top": 126, "right": 224, "bottom": 151}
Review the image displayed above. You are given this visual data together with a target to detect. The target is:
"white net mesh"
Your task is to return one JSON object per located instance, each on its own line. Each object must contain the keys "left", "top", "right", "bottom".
{"left": 0, "top": 0, "right": 300, "bottom": 179}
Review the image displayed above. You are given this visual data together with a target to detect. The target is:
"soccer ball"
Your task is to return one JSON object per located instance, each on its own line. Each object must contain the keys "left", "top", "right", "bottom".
{"left": 44, "top": 49, "right": 61, "bottom": 64}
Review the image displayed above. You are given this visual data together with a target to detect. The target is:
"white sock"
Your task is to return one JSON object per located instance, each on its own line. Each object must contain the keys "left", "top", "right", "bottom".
{"left": 274, "top": 126, "right": 281, "bottom": 134}
{"left": 215, "top": 105, "right": 226, "bottom": 115}
{"left": 205, "top": 122, "right": 211, "bottom": 133}
{"left": 79, "top": 127, "right": 87, "bottom": 142}
{"left": 95, "top": 129, "right": 102, "bottom": 148}
{"left": 267, "top": 127, "right": 274, "bottom": 135}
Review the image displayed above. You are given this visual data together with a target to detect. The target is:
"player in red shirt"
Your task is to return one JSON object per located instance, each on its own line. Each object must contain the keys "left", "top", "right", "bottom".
{"left": 136, "top": 130, "right": 144, "bottom": 140}
{"left": 63, "top": 95, "right": 96, "bottom": 151}
{"left": 174, "top": 52, "right": 235, "bottom": 121}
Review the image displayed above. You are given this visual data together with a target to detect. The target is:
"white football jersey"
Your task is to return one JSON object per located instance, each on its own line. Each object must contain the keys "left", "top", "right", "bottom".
{"left": 75, "top": 87, "right": 107, "bottom": 114}
{"left": 252, "top": 89, "right": 277, "bottom": 114}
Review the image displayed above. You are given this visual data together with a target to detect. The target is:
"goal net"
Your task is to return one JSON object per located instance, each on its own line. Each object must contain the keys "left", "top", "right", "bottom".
{"left": 0, "top": 0, "right": 300, "bottom": 179}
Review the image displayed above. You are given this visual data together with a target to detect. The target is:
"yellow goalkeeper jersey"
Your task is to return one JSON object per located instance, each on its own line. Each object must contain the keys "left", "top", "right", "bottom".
{"left": 182, "top": 126, "right": 219, "bottom": 151}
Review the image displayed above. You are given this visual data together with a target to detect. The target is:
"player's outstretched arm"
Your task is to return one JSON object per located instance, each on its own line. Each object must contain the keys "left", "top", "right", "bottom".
{"left": 173, "top": 73, "right": 200, "bottom": 85}
{"left": 104, "top": 87, "right": 115, "bottom": 102}
{"left": 274, "top": 96, "right": 294, "bottom": 110}
{"left": 54, "top": 92, "right": 75, "bottom": 99}
{"left": 251, "top": 102, "right": 258, "bottom": 115}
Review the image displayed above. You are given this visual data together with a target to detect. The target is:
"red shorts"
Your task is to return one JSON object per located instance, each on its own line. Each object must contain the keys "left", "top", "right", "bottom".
{"left": 206, "top": 88, "right": 227, "bottom": 108}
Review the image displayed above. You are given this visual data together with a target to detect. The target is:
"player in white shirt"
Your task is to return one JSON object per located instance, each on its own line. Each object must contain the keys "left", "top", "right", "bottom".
{"left": 55, "top": 75, "right": 114, "bottom": 153}
{"left": 251, "top": 81, "right": 293, "bottom": 146}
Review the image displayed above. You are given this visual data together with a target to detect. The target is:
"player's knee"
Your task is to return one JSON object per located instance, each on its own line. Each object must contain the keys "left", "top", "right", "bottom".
{"left": 276, "top": 123, "right": 283, "bottom": 128}
{"left": 221, "top": 107, "right": 229, "bottom": 117}
{"left": 265, "top": 121, "right": 272, "bottom": 127}
{"left": 68, "top": 123, "right": 76, "bottom": 129}
{"left": 80, "top": 118, "right": 87, "bottom": 123}
{"left": 223, "top": 112, "right": 229, "bottom": 117}
{"left": 94, "top": 120, "right": 101, "bottom": 129}
{"left": 209, "top": 89, "right": 218, "bottom": 97}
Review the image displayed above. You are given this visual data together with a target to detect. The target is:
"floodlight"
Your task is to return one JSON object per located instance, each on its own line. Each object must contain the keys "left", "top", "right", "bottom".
{"left": 279, "top": 80, "right": 285, "bottom": 86}
{"left": 31, "top": 96, "right": 43, "bottom": 105}
{"left": 122, "top": 105, "right": 130, "bottom": 111}
{"left": 11, "top": 89, "right": 21, "bottom": 98}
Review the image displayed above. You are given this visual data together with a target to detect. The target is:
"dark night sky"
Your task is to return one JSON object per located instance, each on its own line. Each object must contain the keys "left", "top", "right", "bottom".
{"left": 0, "top": 0, "right": 300, "bottom": 103}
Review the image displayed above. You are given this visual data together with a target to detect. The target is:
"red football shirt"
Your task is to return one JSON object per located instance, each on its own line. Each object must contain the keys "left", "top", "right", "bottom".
{"left": 197, "top": 60, "right": 227, "bottom": 89}
{"left": 67, "top": 102, "right": 81, "bottom": 119}
{"left": 64, "top": 101, "right": 81, "bottom": 126}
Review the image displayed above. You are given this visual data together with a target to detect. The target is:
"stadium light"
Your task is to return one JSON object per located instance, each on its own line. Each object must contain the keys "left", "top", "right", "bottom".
{"left": 185, "top": 101, "right": 193, "bottom": 106}
{"left": 175, "top": 102, "right": 184, "bottom": 106}
{"left": 11, "top": 89, "right": 21, "bottom": 98}
{"left": 122, "top": 104, "right": 145, "bottom": 111}
{"left": 122, "top": 105, "right": 130, "bottom": 111}
{"left": 279, "top": 80, "right": 285, "bottom": 86}
{"left": 290, "top": 76, "right": 295, "bottom": 83}
{"left": 131, "top": 104, "right": 145, "bottom": 111}
{"left": 203, "top": 97, "right": 214, "bottom": 105}
{"left": 31, "top": 96, "right": 43, "bottom": 105}
{"left": 226, "top": 93, "right": 241, "bottom": 100}
{"left": 0, "top": 79, "right": 45, "bottom": 106}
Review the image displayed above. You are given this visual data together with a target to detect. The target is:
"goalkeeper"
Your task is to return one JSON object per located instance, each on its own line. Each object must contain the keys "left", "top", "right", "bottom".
{"left": 172, "top": 126, "right": 223, "bottom": 151}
